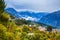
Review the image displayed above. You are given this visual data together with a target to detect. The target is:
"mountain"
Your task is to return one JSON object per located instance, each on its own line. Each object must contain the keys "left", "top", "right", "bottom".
{"left": 5, "top": 8, "right": 21, "bottom": 18}
{"left": 40, "top": 10, "right": 60, "bottom": 28}
{"left": 5, "top": 8, "right": 60, "bottom": 28}
{"left": 5, "top": 8, "right": 48, "bottom": 21}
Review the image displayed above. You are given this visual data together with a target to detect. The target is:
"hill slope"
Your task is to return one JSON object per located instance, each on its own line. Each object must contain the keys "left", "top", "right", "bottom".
{"left": 40, "top": 10, "right": 60, "bottom": 28}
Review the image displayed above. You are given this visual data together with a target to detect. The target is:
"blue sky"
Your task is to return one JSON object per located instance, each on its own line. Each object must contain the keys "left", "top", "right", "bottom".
{"left": 5, "top": 0, "right": 60, "bottom": 12}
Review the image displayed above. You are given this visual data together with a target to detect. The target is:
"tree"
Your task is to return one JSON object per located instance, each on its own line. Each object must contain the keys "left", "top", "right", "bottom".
{"left": 46, "top": 26, "right": 52, "bottom": 32}
{"left": 0, "top": 0, "right": 5, "bottom": 13}
{"left": 0, "top": 12, "right": 10, "bottom": 26}
{"left": 10, "top": 15, "right": 15, "bottom": 19}
{"left": 0, "top": 0, "right": 10, "bottom": 26}
{"left": 15, "top": 18, "right": 31, "bottom": 25}
{"left": 0, "top": 12, "right": 10, "bottom": 22}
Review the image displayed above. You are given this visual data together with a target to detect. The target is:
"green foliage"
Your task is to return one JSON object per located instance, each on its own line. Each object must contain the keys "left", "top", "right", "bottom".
{"left": 0, "top": 0, "right": 10, "bottom": 26}
{"left": 0, "top": 24, "right": 7, "bottom": 40}
{"left": 22, "top": 25, "right": 30, "bottom": 33}
{"left": 0, "top": 22, "right": 60, "bottom": 40}
{"left": 0, "top": 12, "right": 10, "bottom": 26}
{"left": 15, "top": 19, "right": 31, "bottom": 25}
{"left": 0, "top": 0, "right": 5, "bottom": 13}
{"left": 20, "top": 32, "right": 27, "bottom": 40}
{"left": 0, "top": 24, "right": 7, "bottom": 31}
{"left": 46, "top": 26, "right": 52, "bottom": 32}
{"left": 5, "top": 32, "right": 15, "bottom": 40}
{"left": 10, "top": 15, "right": 15, "bottom": 19}
{"left": 7, "top": 21, "right": 17, "bottom": 32}
{"left": 0, "top": 12, "right": 10, "bottom": 22}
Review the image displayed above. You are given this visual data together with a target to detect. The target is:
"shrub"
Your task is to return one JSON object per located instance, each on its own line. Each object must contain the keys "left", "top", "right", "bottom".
{"left": 22, "top": 25, "right": 29, "bottom": 33}
{"left": 4, "top": 32, "right": 15, "bottom": 40}
{"left": 7, "top": 22, "right": 17, "bottom": 32}
{"left": 0, "top": 24, "right": 7, "bottom": 40}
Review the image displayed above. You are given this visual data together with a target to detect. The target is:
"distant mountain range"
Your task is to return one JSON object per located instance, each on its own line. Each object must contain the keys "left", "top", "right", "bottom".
{"left": 5, "top": 8, "right": 48, "bottom": 21}
{"left": 5, "top": 8, "right": 60, "bottom": 28}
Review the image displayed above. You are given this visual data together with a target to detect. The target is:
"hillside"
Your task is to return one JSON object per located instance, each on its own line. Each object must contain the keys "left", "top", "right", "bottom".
{"left": 40, "top": 10, "right": 60, "bottom": 28}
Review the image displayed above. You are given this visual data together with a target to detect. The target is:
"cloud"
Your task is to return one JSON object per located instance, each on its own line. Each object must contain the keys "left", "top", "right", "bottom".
{"left": 21, "top": 16, "right": 39, "bottom": 21}
{"left": 5, "top": 0, "right": 60, "bottom": 12}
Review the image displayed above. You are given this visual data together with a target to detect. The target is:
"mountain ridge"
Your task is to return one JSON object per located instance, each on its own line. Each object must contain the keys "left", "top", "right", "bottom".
{"left": 5, "top": 8, "right": 49, "bottom": 21}
{"left": 5, "top": 8, "right": 60, "bottom": 28}
{"left": 40, "top": 10, "right": 60, "bottom": 28}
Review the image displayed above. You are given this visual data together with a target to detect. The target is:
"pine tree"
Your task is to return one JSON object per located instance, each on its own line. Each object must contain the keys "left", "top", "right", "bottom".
{"left": 0, "top": 0, "right": 10, "bottom": 26}
{"left": 0, "top": 0, "right": 5, "bottom": 13}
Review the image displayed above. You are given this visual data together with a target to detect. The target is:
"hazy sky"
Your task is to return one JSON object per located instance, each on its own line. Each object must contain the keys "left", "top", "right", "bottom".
{"left": 5, "top": 0, "right": 60, "bottom": 12}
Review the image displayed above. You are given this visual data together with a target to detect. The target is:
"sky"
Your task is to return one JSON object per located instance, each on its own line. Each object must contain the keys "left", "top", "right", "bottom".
{"left": 5, "top": 0, "right": 60, "bottom": 12}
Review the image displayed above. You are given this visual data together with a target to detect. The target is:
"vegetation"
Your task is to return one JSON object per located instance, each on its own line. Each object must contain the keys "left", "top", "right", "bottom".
{"left": 0, "top": 0, "right": 60, "bottom": 40}
{"left": 46, "top": 25, "right": 53, "bottom": 32}
{"left": 0, "top": 0, "right": 5, "bottom": 13}
{"left": 15, "top": 19, "right": 31, "bottom": 25}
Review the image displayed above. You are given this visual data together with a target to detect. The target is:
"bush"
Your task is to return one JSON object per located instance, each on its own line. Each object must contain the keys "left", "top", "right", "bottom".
{"left": 0, "top": 12, "right": 10, "bottom": 22}
{"left": 7, "top": 21, "right": 17, "bottom": 32}
{"left": 22, "top": 25, "right": 29, "bottom": 33}
{"left": 0, "top": 12, "right": 10, "bottom": 26}
{"left": 0, "top": 24, "right": 7, "bottom": 40}
{"left": 4, "top": 32, "right": 15, "bottom": 40}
